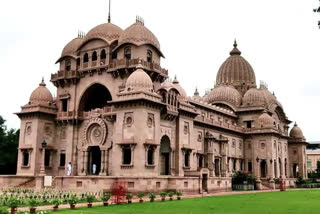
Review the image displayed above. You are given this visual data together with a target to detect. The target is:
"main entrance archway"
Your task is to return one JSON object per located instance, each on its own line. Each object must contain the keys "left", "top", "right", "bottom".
{"left": 79, "top": 83, "right": 112, "bottom": 112}
{"left": 87, "top": 146, "right": 101, "bottom": 175}
{"left": 160, "top": 135, "right": 171, "bottom": 175}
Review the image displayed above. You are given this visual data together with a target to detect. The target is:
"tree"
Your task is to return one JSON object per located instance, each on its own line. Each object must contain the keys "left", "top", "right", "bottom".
{"left": 0, "top": 115, "right": 19, "bottom": 174}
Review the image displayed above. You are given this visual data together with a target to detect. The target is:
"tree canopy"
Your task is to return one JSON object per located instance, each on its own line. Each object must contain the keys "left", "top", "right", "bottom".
{"left": 0, "top": 115, "right": 19, "bottom": 174}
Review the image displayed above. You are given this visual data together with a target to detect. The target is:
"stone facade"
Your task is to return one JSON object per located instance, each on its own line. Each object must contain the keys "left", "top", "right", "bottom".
{"left": 12, "top": 16, "right": 307, "bottom": 193}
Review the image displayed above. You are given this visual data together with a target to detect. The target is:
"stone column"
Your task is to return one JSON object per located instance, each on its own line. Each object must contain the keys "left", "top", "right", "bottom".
{"left": 221, "top": 156, "right": 227, "bottom": 177}
{"left": 100, "top": 150, "right": 105, "bottom": 175}
{"left": 39, "top": 148, "right": 46, "bottom": 176}
{"left": 84, "top": 151, "right": 88, "bottom": 175}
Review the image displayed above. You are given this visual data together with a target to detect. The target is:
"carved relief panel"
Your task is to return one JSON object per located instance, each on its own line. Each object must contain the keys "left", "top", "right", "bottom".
{"left": 146, "top": 113, "right": 155, "bottom": 141}
{"left": 122, "top": 112, "right": 134, "bottom": 141}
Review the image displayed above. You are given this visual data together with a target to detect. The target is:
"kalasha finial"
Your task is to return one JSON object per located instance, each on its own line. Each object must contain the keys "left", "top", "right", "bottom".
{"left": 108, "top": 0, "right": 111, "bottom": 23}
{"left": 173, "top": 75, "right": 179, "bottom": 84}
{"left": 194, "top": 87, "right": 199, "bottom": 96}
{"left": 230, "top": 39, "right": 241, "bottom": 56}
{"left": 39, "top": 77, "right": 46, "bottom": 86}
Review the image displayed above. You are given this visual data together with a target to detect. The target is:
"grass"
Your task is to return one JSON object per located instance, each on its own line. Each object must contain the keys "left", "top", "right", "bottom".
{"left": 19, "top": 190, "right": 320, "bottom": 214}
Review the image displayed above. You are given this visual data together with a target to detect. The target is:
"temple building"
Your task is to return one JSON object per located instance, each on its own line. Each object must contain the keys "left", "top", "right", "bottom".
{"left": 12, "top": 14, "right": 307, "bottom": 193}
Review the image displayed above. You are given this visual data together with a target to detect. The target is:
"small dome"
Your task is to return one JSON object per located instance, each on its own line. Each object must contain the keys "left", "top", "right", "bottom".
{"left": 290, "top": 123, "right": 305, "bottom": 140}
{"left": 126, "top": 65, "right": 153, "bottom": 91}
{"left": 118, "top": 21, "right": 162, "bottom": 55}
{"left": 192, "top": 88, "right": 203, "bottom": 102}
{"left": 84, "top": 23, "right": 123, "bottom": 44}
{"left": 61, "top": 37, "right": 83, "bottom": 57}
{"left": 159, "top": 76, "right": 187, "bottom": 97}
{"left": 243, "top": 87, "right": 282, "bottom": 108}
{"left": 216, "top": 41, "right": 256, "bottom": 91}
{"left": 204, "top": 86, "right": 241, "bottom": 107}
{"left": 172, "top": 76, "right": 187, "bottom": 97}
{"left": 257, "top": 110, "right": 275, "bottom": 128}
{"left": 29, "top": 79, "right": 53, "bottom": 105}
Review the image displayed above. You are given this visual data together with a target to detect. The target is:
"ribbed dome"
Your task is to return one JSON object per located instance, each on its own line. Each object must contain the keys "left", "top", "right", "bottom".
{"left": 243, "top": 87, "right": 282, "bottom": 108}
{"left": 257, "top": 110, "right": 275, "bottom": 128}
{"left": 126, "top": 65, "right": 153, "bottom": 91}
{"left": 84, "top": 23, "right": 123, "bottom": 44}
{"left": 29, "top": 79, "right": 53, "bottom": 105}
{"left": 118, "top": 22, "right": 161, "bottom": 54}
{"left": 204, "top": 86, "right": 241, "bottom": 107}
{"left": 61, "top": 38, "right": 83, "bottom": 57}
{"left": 216, "top": 41, "right": 256, "bottom": 91}
{"left": 290, "top": 123, "right": 305, "bottom": 139}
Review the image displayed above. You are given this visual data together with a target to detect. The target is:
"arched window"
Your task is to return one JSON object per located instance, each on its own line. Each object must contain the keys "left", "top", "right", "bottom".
{"left": 147, "top": 147, "right": 154, "bottom": 165}
{"left": 83, "top": 53, "right": 89, "bottom": 63}
{"left": 92, "top": 51, "right": 97, "bottom": 61}
{"left": 22, "top": 150, "right": 29, "bottom": 166}
{"left": 65, "top": 59, "right": 71, "bottom": 71}
{"left": 100, "top": 49, "right": 106, "bottom": 59}
{"left": 184, "top": 150, "right": 190, "bottom": 168}
{"left": 122, "top": 145, "right": 132, "bottom": 165}
{"left": 124, "top": 46, "right": 131, "bottom": 60}
{"left": 147, "top": 50, "right": 152, "bottom": 63}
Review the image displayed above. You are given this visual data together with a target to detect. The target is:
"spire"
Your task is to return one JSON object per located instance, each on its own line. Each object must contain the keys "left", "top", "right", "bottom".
{"left": 108, "top": 0, "right": 111, "bottom": 23}
{"left": 230, "top": 39, "right": 241, "bottom": 56}
{"left": 39, "top": 77, "right": 46, "bottom": 87}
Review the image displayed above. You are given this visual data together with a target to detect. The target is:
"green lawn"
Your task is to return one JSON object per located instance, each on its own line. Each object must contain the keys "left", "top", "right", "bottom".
{"left": 53, "top": 190, "right": 320, "bottom": 214}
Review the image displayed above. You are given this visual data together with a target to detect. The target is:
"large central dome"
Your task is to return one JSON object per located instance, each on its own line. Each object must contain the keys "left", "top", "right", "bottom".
{"left": 216, "top": 41, "right": 256, "bottom": 94}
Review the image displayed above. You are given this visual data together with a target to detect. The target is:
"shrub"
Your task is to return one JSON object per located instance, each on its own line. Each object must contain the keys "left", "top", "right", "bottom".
{"left": 101, "top": 193, "right": 111, "bottom": 202}
{"left": 27, "top": 198, "right": 39, "bottom": 208}
{"left": 168, "top": 192, "right": 174, "bottom": 198}
{"left": 176, "top": 190, "right": 183, "bottom": 197}
{"left": 149, "top": 193, "right": 156, "bottom": 200}
{"left": 0, "top": 206, "right": 9, "bottom": 214}
{"left": 8, "top": 197, "right": 19, "bottom": 209}
{"left": 68, "top": 195, "right": 78, "bottom": 205}
{"left": 86, "top": 195, "right": 95, "bottom": 203}
{"left": 126, "top": 194, "right": 133, "bottom": 200}
{"left": 51, "top": 198, "right": 61, "bottom": 207}
{"left": 232, "top": 171, "right": 255, "bottom": 185}
{"left": 159, "top": 192, "right": 167, "bottom": 199}
{"left": 137, "top": 192, "right": 144, "bottom": 199}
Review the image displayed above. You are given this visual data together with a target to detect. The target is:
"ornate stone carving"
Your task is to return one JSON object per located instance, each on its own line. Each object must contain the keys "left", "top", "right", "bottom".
{"left": 82, "top": 117, "right": 108, "bottom": 146}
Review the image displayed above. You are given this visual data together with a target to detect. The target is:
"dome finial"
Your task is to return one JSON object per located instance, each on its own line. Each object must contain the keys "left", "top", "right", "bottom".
{"left": 233, "top": 39, "right": 237, "bottom": 48}
{"left": 230, "top": 39, "right": 241, "bottom": 56}
{"left": 108, "top": 0, "right": 111, "bottom": 23}
{"left": 194, "top": 87, "right": 199, "bottom": 96}
{"left": 39, "top": 77, "right": 46, "bottom": 87}
{"left": 173, "top": 75, "right": 179, "bottom": 84}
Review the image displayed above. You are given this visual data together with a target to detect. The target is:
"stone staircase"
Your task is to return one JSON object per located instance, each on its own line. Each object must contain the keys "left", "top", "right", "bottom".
{"left": 15, "top": 177, "right": 36, "bottom": 188}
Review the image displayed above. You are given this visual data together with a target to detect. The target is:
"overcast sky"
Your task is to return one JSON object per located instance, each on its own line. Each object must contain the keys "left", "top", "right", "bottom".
{"left": 0, "top": 0, "right": 319, "bottom": 141}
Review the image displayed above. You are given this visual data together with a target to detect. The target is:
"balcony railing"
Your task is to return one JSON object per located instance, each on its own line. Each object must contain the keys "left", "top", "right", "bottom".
{"left": 51, "top": 70, "right": 79, "bottom": 82}
{"left": 56, "top": 107, "right": 113, "bottom": 120}
{"left": 109, "top": 58, "right": 168, "bottom": 76}
{"left": 195, "top": 115, "right": 244, "bottom": 132}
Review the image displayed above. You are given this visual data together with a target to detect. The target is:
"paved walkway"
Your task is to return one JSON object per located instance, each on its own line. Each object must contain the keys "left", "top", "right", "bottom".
{"left": 13, "top": 189, "right": 281, "bottom": 212}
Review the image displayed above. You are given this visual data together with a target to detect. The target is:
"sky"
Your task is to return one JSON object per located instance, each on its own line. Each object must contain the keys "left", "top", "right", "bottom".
{"left": 0, "top": 0, "right": 319, "bottom": 141}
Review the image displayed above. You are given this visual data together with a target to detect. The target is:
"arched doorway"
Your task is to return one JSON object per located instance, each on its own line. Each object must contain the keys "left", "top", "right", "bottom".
{"left": 260, "top": 160, "right": 267, "bottom": 178}
{"left": 79, "top": 84, "right": 112, "bottom": 112}
{"left": 87, "top": 146, "right": 101, "bottom": 175}
{"left": 160, "top": 135, "right": 171, "bottom": 175}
